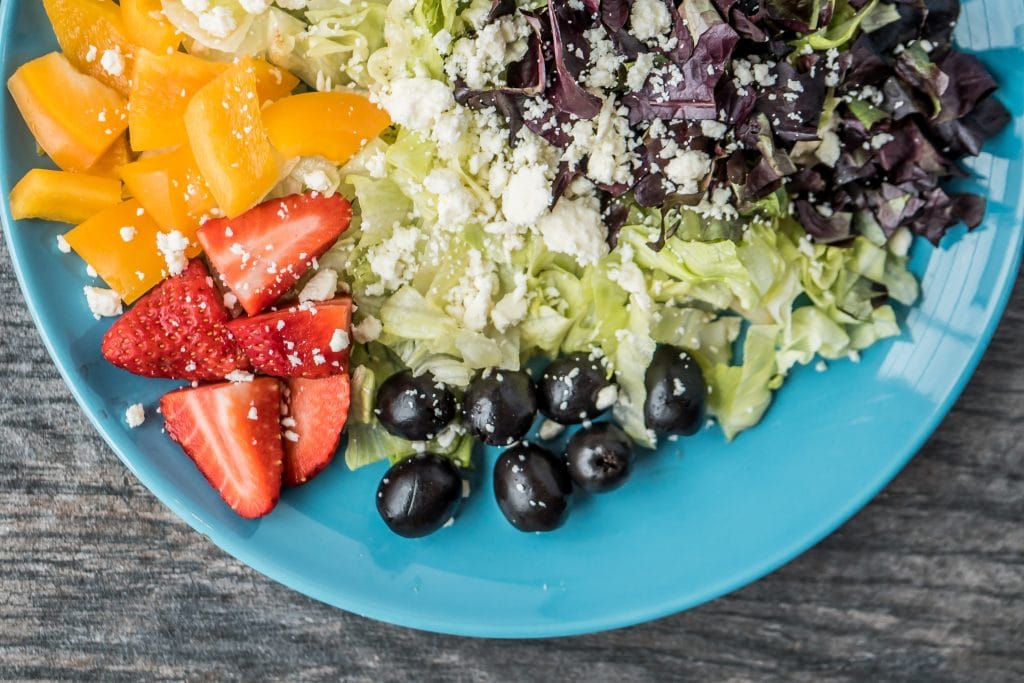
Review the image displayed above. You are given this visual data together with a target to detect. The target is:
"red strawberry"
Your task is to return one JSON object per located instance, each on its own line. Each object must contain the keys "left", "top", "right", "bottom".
{"left": 228, "top": 298, "right": 352, "bottom": 378}
{"left": 101, "top": 259, "right": 249, "bottom": 381}
{"left": 197, "top": 192, "right": 352, "bottom": 316}
{"left": 161, "top": 378, "right": 285, "bottom": 519}
{"left": 282, "top": 374, "right": 350, "bottom": 486}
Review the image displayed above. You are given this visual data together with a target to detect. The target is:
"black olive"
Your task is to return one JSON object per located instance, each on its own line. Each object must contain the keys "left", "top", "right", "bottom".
{"left": 493, "top": 444, "right": 572, "bottom": 532}
{"left": 537, "top": 352, "right": 613, "bottom": 425}
{"left": 565, "top": 422, "right": 634, "bottom": 493}
{"left": 375, "top": 370, "right": 456, "bottom": 440}
{"left": 376, "top": 453, "right": 462, "bottom": 538}
{"left": 463, "top": 368, "right": 537, "bottom": 446}
{"left": 644, "top": 346, "right": 707, "bottom": 436}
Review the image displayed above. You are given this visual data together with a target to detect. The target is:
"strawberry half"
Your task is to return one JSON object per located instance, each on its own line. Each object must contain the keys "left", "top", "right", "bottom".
{"left": 161, "top": 378, "right": 285, "bottom": 519}
{"left": 282, "top": 374, "right": 350, "bottom": 486}
{"left": 197, "top": 192, "right": 352, "bottom": 316}
{"left": 228, "top": 298, "right": 352, "bottom": 378}
{"left": 101, "top": 259, "right": 249, "bottom": 381}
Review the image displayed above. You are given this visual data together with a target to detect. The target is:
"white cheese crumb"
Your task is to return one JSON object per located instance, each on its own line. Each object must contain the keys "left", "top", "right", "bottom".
{"left": 85, "top": 45, "right": 98, "bottom": 63}
{"left": 156, "top": 230, "right": 189, "bottom": 277}
{"left": 378, "top": 78, "right": 454, "bottom": 132}
{"left": 119, "top": 226, "right": 136, "bottom": 242}
{"left": 86, "top": 264, "right": 98, "bottom": 278}
{"left": 238, "top": 0, "right": 269, "bottom": 14}
{"left": 125, "top": 403, "right": 145, "bottom": 428}
{"left": 352, "top": 315, "right": 382, "bottom": 343}
{"left": 815, "top": 360, "right": 828, "bottom": 373}
{"left": 700, "top": 120, "right": 728, "bottom": 139}
{"left": 284, "top": 430, "right": 300, "bottom": 443}
{"left": 501, "top": 165, "right": 550, "bottom": 225}
{"left": 665, "top": 150, "right": 711, "bottom": 194}
{"left": 247, "top": 405, "right": 259, "bottom": 420}
{"left": 198, "top": 6, "right": 237, "bottom": 38}
{"left": 100, "top": 49, "right": 124, "bottom": 77}
{"left": 56, "top": 235, "right": 72, "bottom": 253}
{"left": 83, "top": 286, "right": 122, "bottom": 319}
{"left": 595, "top": 384, "right": 618, "bottom": 411}
{"left": 302, "top": 169, "right": 333, "bottom": 194}
{"left": 225, "top": 370, "right": 255, "bottom": 383}
{"left": 424, "top": 168, "right": 478, "bottom": 226}
{"left": 223, "top": 292, "right": 238, "bottom": 309}
{"left": 626, "top": 52, "right": 655, "bottom": 91}
{"left": 630, "top": 0, "right": 672, "bottom": 44}
{"left": 329, "top": 328, "right": 350, "bottom": 353}
{"left": 298, "top": 268, "right": 338, "bottom": 302}
{"left": 538, "top": 419, "right": 565, "bottom": 441}
{"left": 182, "top": 0, "right": 209, "bottom": 14}
{"left": 538, "top": 196, "right": 609, "bottom": 267}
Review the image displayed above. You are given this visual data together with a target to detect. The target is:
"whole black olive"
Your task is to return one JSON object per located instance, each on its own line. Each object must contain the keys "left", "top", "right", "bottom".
{"left": 463, "top": 368, "right": 537, "bottom": 445}
{"left": 493, "top": 444, "right": 572, "bottom": 532}
{"left": 376, "top": 452, "right": 462, "bottom": 537}
{"left": 537, "top": 352, "right": 614, "bottom": 425}
{"left": 375, "top": 370, "right": 457, "bottom": 440}
{"left": 643, "top": 346, "right": 707, "bottom": 436}
{"left": 565, "top": 422, "right": 634, "bottom": 493}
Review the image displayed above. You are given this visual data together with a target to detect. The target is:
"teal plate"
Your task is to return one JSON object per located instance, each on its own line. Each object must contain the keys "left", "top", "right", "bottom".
{"left": 2, "top": 0, "right": 1022, "bottom": 638}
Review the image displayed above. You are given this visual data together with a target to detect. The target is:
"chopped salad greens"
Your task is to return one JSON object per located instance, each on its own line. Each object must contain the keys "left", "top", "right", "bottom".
{"left": 177, "top": 0, "right": 1003, "bottom": 460}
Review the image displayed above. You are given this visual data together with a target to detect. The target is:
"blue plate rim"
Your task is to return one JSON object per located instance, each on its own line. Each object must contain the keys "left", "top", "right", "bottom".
{"left": 2, "top": 0, "right": 1021, "bottom": 638}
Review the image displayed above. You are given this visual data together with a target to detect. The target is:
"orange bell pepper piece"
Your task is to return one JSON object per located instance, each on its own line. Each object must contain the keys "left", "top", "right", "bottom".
{"left": 64, "top": 199, "right": 202, "bottom": 303}
{"left": 86, "top": 134, "right": 132, "bottom": 179}
{"left": 121, "top": 0, "right": 181, "bottom": 56}
{"left": 117, "top": 146, "right": 216, "bottom": 232}
{"left": 7, "top": 52, "right": 128, "bottom": 173}
{"left": 9, "top": 169, "right": 123, "bottom": 224}
{"left": 41, "top": 0, "right": 136, "bottom": 96}
{"left": 128, "top": 50, "right": 298, "bottom": 152}
{"left": 262, "top": 92, "right": 391, "bottom": 165}
{"left": 184, "top": 61, "right": 281, "bottom": 218}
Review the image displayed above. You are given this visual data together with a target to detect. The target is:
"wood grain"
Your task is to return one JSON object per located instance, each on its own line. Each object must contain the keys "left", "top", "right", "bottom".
{"left": 0, "top": 241, "right": 1021, "bottom": 682}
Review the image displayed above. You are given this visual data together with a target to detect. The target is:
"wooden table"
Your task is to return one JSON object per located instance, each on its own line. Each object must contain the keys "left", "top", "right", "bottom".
{"left": 1, "top": 243, "right": 1021, "bottom": 682}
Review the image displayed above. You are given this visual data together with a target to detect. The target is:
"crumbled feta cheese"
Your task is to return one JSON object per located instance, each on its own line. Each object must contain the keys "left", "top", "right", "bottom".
{"left": 247, "top": 405, "right": 259, "bottom": 420}
{"left": 433, "top": 29, "right": 453, "bottom": 54}
{"left": 630, "top": 0, "right": 672, "bottom": 45}
{"left": 125, "top": 403, "right": 145, "bottom": 428}
{"left": 56, "top": 235, "right": 72, "bottom": 253}
{"left": 85, "top": 45, "right": 98, "bottom": 63}
{"left": 501, "top": 165, "right": 550, "bottom": 225}
{"left": 664, "top": 150, "right": 711, "bottom": 194}
{"left": 700, "top": 120, "right": 728, "bottom": 139}
{"left": 239, "top": 0, "right": 269, "bottom": 14}
{"left": 537, "top": 196, "right": 609, "bottom": 267}
{"left": 302, "top": 169, "right": 333, "bottom": 194}
{"left": 225, "top": 370, "right": 255, "bottom": 383}
{"left": 491, "top": 272, "right": 529, "bottom": 332}
{"left": 329, "top": 328, "right": 350, "bottom": 353}
{"left": 366, "top": 226, "right": 421, "bottom": 294}
{"left": 156, "top": 230, "right": 189, "bottom": 277}
{"left": 582, "top": 26, "right": 625, "bottom": 90}
{"left": 198, "top": 6, "right": 237, "bottom": 39}
{"left": 182, "top": 0, "right": 209, "bottom": 14}
{"left": 352, "top": 315, "right": 383, "bottom": 343}
{"left": 444, "top": 15, "right": 530, "bottom": 90}
{"left": 626, "top": 52, "right": 655, "bottom": 90}
{"left": 298, "top": 268, "right": 338, "bottom": 302}
{"left": 83, "top": 286, "right": 122, "bottom": 319}
{"left": 223, "top": 292, "right": 238, "bottom": 309}
{"left": 424, "top": 168, "right": 478, "bottom": 226}
{"left": 378, "top": 78, "right": 454, "bottom": 132}
{"left": 445, "top": 248, "right": 497, "bottom": 331}
{"left": 86, "top": 264, "right": 98, "bottom": 278}
{"left": 595, "top": 384, "right": 618, "bottom": 411}
{"left": 100, "top": 49, "right": 124, "bottom": 77}
{"left": 365, "top": 150, "right": 387, "bottom": 178}
{"left": 283, "top": 429, "right": 300, "bottom": 443}
{"left": 119, "top": 226, "right": 136, "bottom": 242}
{"left": 538, "top": 419, "right": 565, "bottom": 441}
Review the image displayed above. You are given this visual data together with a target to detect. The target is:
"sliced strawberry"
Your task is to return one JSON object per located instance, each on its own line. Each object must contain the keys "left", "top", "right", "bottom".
{"left": 101, "top": 259, "right": 249, "bottom": 381}
{"left": 161, "top": 378, "right": 284, "bottom": 519}
{"left": 282, "top": 374, "right": 350, "bottom": 486}
{"left": 198, "top": 192, "right": 352, "bottom": 316}
{"left": 228, "top": 298, "right": 352, "bottom": 378}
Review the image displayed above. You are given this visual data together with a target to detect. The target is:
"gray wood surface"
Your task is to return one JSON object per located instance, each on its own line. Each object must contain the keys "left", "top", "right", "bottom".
{"left": 0, "top": 238, "right": 1021, "bottom": 683}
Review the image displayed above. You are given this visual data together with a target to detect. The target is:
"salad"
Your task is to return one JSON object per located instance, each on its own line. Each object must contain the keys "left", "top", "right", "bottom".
{"left": 5, "top": 0, "right": 1007, "bottom": 536}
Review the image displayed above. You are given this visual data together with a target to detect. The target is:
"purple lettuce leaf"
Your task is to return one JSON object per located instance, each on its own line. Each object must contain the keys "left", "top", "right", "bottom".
{"left": 546, "top": 0, "right": 602, "bottom": 119}
{"left": 796, "top": 200, "right": 853, "bottom": 243}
